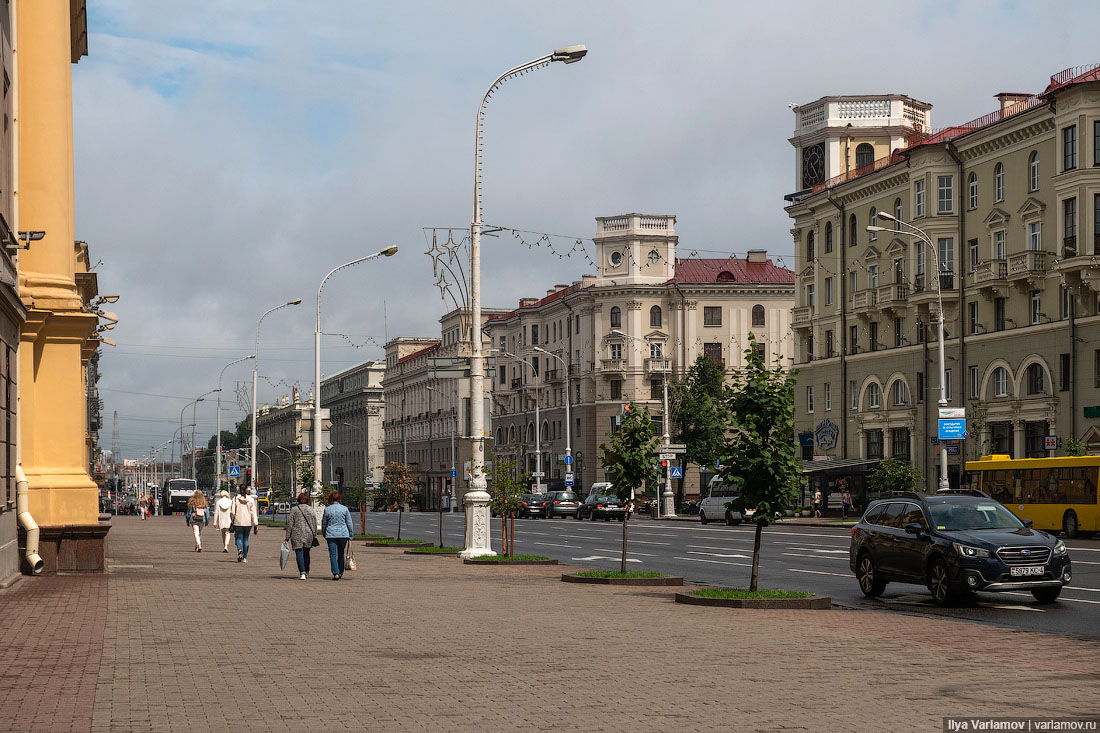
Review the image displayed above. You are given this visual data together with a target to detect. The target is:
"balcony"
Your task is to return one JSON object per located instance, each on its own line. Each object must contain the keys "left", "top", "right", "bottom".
{"left": 1008, "top": 250, "right": 1052, "bottom": 281}
{"left": 876, "top": 283, "right": 909, "bottom": 313}
{"left": 645, "top": 357, "right": 672, "bottom": 373}
{"left": 851, "top": 288, "right": 878, "bottom": 313}
{"left": 975, "top": 259, "right": 1008, "bottom": 285}
{"left": 511, "top": 377, "right": 523, "bottom": 389}
{"left": 545, "top": 368, "right": 564, "bottom": 383}
{"left": 600, "top": 358, "right": 626, "bottom": 372}
{"left": 792, "top": 305, "right": 813, "bottom": 326}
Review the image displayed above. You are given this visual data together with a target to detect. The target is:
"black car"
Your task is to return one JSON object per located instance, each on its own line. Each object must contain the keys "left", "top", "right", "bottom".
{"left": 849, "top": 491, "right": 1071, "bottom": 605}
{"left": 516, "top": 493, "right": 547, "bottom": 519}
{"left": 577, "top": 493, "right": 626, "bottom": 521}
{"left": 543, "top": 490, "right": 581, "bottom": 519}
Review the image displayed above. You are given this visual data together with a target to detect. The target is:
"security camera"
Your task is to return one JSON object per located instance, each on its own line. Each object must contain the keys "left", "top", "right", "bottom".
{"left": 788, "top": 102, "right": 796, "bottom": 109}
{"left": 98, "top": 311, "right": 119, "bottom": 323}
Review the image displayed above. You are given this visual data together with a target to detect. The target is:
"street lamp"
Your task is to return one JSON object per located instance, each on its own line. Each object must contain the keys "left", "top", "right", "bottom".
{"left": 870, "top": 212, "right": 950, "bottom": 492}
{"left": 463, "top": 45, "right": 587, "bottom": 560}
{"left": 533, "top": 347, "right": 572, "bottom": 487}
{"left": 179, "top": 397, "right": 205, "bottom": 480}
{"left": 216, "top": 355, "right": 255, "bottom": 491}
{"left": 276, "top": 445, "right": 294, "bottom": 497}
{"left": 191, "top": 389, "right": 221, "bottom": 481}
{"left": 258, "top": 449, "right": 272, "bottom": 490}
{"left": 313, "top": 247, "right": 399, "bottom": 499}
{"left": 611, "top": 329, "right": 674, "bottom": 516}
{"left": 251, "top": 298, "right": 302, "bottom": 496}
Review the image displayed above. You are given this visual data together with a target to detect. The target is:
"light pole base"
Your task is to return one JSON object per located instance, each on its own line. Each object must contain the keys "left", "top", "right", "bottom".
{"left": 661, "top": 490, "right": 675, "bottom": 517}
{"left": 459, "top": 490, "right": 496, "bottom": 559}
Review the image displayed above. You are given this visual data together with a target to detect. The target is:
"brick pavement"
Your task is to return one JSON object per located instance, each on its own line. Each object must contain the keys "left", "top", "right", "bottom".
{"left": 0, "top": 515, "right": 1097, "bottom": 732}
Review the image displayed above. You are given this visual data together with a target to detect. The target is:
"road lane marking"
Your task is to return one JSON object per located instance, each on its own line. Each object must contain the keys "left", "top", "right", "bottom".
{"left": 788, "top": 547, "right": 849, "bottom": 553}
{"left": 534, "top": 542, "right": 581, "bottom": 549}
{"left": 673, "top": 556, "right": 752, "bottom": 567}
{"left": 573, "top": 555, "right": 641, "bottom": 563}
{"left": 687, "top": 551, "right": 751, "bottom": 559}
{"left": 782, "top": 553, "right": 846, "bottom": 561}
{"left": 787, "top": 568, "right": 850, "bottom": 578}
{"left": 625, "top": 539, "right": 671, "bottom": 546}
{"left": 1065, "top": 586, "right": 1100, "bottom": 593}
{"left": 592, "top": 548, "right": 659, "bottom": 557}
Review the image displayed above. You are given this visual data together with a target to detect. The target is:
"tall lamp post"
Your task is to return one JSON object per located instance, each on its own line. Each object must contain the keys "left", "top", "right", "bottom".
{"left": 276, "top": 445, "right": 294, "bottom": 498}
{"left": 179, "top": 397, "right": 204, "bottom": 480}
{"left": 258, "top": 449, "right": 272, "bottom": 490}
{"left": 463, "top": 44, "right": 588, "bottom": 559}
{"left": 611, "top": 329, "right": 674, "bottom": 516}
{"left": 870, "top": 213, "right": 950, "bottom": 492}
{"left": 251, "top": 298, "right": 302, "bottom": 496}
{"left": 191, "top": 389, "right": 221, "bottom": 481}
{"left": 216, "top": 355, "right": 254, "bottom": 492}
{"left": 313, "top": 247, "right": 399, "bottom": 498}
{"left": 533, "top": 347, "right": 571, "bottom": 487}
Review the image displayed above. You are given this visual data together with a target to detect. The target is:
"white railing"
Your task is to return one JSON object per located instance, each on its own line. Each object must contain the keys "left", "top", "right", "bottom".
{"left": 837, "top": 99, "right": 890, "bottom": 120}
{"left": 598, "top": 214, "right": 675, "bottom": 235}
{"left": 799, "top": 103, "right": 825, "bottom": 129}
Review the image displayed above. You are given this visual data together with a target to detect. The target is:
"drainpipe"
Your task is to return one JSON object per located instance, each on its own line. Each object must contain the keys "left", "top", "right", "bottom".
{"left": 16, "top": 466, "right": 42, "bottom": 575}
{"left": 825, "top": 193, "right": 846, "bottom": 456}
{"left": 946, "top": 141, "right": 965, "bottom": 475}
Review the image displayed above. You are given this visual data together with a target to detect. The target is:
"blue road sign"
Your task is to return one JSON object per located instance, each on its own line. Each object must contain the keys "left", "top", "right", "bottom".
{"left": 564, "top": 480, "right": 574, "bottom": 487}
{"left": 563, "top": 455, "right": 573, "bottom": 465}
{"left": 450, "top": 469, "right": 457, "bottom": 478}
{"left": 228, "top": 466, "right": 241, "bottom": 477}
{"left": 670, "top": 466, "right": 683, "bottom": 478}
{"left": 938, "top": 419, "right": 966, "bottom": 440}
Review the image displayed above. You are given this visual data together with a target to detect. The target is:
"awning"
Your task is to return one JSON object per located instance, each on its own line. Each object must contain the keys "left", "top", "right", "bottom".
{"left": 800, "top": 458, "right": 880, "bottom": 475}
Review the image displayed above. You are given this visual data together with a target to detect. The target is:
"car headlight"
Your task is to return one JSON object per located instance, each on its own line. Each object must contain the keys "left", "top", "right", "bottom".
{"left": 952, "top": 542, "right": 991, "bottom": 558}
{"left": 1053, "top": 540, "right": 1067, "bottom": 556}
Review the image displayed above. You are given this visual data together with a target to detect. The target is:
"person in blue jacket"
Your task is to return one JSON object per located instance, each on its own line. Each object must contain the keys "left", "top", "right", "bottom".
{"left": 321, "top": 491, "right": 354, "bottom": 580}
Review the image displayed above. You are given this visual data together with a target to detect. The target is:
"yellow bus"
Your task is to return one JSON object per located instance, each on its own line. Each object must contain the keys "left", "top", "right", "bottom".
{"left": 963, "top": 454, "right": 1099, "bottom": 538}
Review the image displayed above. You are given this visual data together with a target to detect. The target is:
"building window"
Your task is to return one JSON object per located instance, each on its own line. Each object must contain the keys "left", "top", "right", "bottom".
{"left": 894, "top": 198, "right": 903, "bottom": 228}
{"left": 825, "top": 330, "right": 834, "bottom": 358}
{"left": 938, "top": 238, "right": 954, "bottom": 289}
{"left": 531, "top": 323, "right": 539, "bottom": 345}
{"left": 610, "top": 306, "right": 621, "bottom": 329}
{"left": 994, "top": 163, "right": 1004, "bottom": 202}
{"left": 891, "top": 428, "right": 910, "bottom": 461}
{"left": 993, "top": 367, "right": 1008, "bottom": 397}
{"left": 807, "top": 386, "right": 815, "bottom": 413}
{"left": 849, "top": 380, "right": 858, "bottom": 410}
{"left": 610, "top": 379, "right": 622, "bottom": 400}
{"left": 869, "top": 265, "right": 878, "bottom": 289}
{"left": 807, "top": 230, "right": 815, "bottom": 262}
{"left": 1096, "top": 194, "right": 1100, "bottom": 256}
{"left": 703, "top": 306, "right": 722, "bottom": 326}
{"left": 1063, "top": 285, "right": 1072, "bottom": 320}
{"left": 849, "top": 214, "right": 857, "bottom": 247}
{"left": 1026, "top": 421, "right": 1050, "bottom": 458}
{"left": 892, "top": 380, "right": 908, "bottom": 406}
{"left": 849, "top": 325, "right": 858, "bottom": 354}
{"left": 1060, "top": 353, "right": 1071, "bottom": 392}
{"left": 1095, "top": 121, "right": 1100, "bottom": 166}
{"left": 855, "top": 143, "right": 874, "bottom": 169}
{"left": 915, "top": 179, "right": 926, "bottom": 217}
{"left": 1027, "top": 363, "right": 1046, "bottom": 395}
{"left": 969, "top": 302, "right": 979, "bottom": 335}
{"left": 869, "top": 208, "right": 878, "bottom": 240}
{"left": 1028, "top": 221, "right": 1042, "bottom": 251}
{"left": 994, "top": 297, "right": 1006, "bottom": 332}
{"left": 825, "top": 277, "right": 833, "bottom": 305}
{"left": 969, "top": 365, "right": 979, "bottom": 399}
{"left": 968, "top": 173, "right": 978, "bottom": 209}
{"left": 1064, "top": 125, "right": 1077, "bottom": 171}
{"left": 894, "top": 317, "right": 903, "bottom": 348}
{"left": 751, "top": 304, "right": 765, "bottom": 327}
{"left": 650, "top": 305, "right": 662, "bottom": 328}
{"left": 917, "top": 320, "right": 926, "bottom": 343}
{"left": 893, "top": 257, "right": 903, "bottom": 284}
{"left": 1029, "top": 151, "right": 1040, "bottom": 191}
{"left": 703, "top": 342, "right": 722, "bottom": 364}
{"left": 1030, "top": 290, "right": 1041, "bottom": 325}
{"left": 576, "top": 316, "right": 580, "bottom": 335}
{"left": 937, "top": 175, "right": 953, "bottom": 214}
{"left": 824, "top": 382, "right": 831, "bottom": 411}
{"left": 915, "top": 240, "right": 925, "bottom": 280}
{"left": 754, "top": 343, "right": 766, "bottom": 362}
{"left": 806, "top": 284, "right": 815, "bottom": 308}
{"left": 1064, "top": 197, "right": 1077, "bottom": 252}
{"left": 993, "top": 230, "right": 1005, "bottom": 261}
{"left": 498, "top": 365, "right": 506, "bottom": 384}
{"left": 650, "top": 342, "right": 663, "bottom": 360}
{"left": 867, "top": 383, "right": 881, "bottom": 409}
{"left": 869, "top": 322, "right": 878, "bottom": 352}
{"left": 651, "top": 379, "right": 663, "bottom": 400}
{"left": 610, "top": 343, "right": 622, "bottom": 360}
{"left": 968, "top": 239, "right": 978, "bottom": 273}
{"left": 866, "top": 429, "right": 884, "bottom": 460}
{"left": 824, "top": 222, "right": 833, "bottom": 253}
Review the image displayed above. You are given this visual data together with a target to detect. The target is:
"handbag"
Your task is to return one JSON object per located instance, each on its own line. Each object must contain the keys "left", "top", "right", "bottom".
{"left": 346, "top": 543, "right": 357, "bottom": 571}
{"left": 279, "top": 540, "right": 291, "bottom": 570}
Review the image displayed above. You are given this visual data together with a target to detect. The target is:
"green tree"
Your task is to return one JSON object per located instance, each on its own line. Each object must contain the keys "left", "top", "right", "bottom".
{"left": 383, "top": 461, "right": 416, "bottom": 540}
{"left": 670, "top": 355, "right": 729, "bottom": 508}
{"left": 295, "top": 457, "right": 314, "bottom": 497}
{"left": 867, "top": 458, "right": 924, "bottom": 495}
{"left": 1064, "top": 437, "right": 1088, "bottom": 457}
{"left": 488, "top": 457, "right": 525, "bottom": 555}
{"left": 342, "top": 469, "right": 371, "bottom": 535}
{"left": 600, "top": 403, "right": 661, "bottom": 572}
{"left": 719, "top": 334, "right": 802, "bottom": 591}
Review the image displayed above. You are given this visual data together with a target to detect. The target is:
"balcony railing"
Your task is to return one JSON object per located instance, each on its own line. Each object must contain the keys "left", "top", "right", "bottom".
{"left": 646, "top": 357, "right": 672, "bottom": 373}
{"left": 852, "top": 289, "right": 878, "bottom": 310}
{"left": 876, "top": 283, "right": 909, "bottom": 305}
{"left": 975, "top": 259, "right": 1008, "bottom": 284}
{"left": 600, "top": 358, "right": 626, "bottom": 372}
{"left": 1008, "top": 250, "right": 1052, "bottom": 278}
{"left": 511, "top": 377, "right": 522, "bottom": 388}
{"left": 545, "top": 369, "right": 563, "bottom": 382}
{"left": 792, "top": 305, "right": 813, "bottom": 325}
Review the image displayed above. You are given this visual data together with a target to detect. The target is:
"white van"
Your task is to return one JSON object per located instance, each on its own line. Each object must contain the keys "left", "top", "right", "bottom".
{"left": 699, "top": 477, "right": 747, "bottom": 525}
{"left": 587, "top": 482, "right": 613, "bottom": 499}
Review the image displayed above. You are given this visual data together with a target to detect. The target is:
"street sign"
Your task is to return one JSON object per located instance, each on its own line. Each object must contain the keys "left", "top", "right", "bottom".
{"left": 564, "top": 480, "right": 574, "bottom": 487}
{"left": 658, "top": 453, "right": 676, "bottom": 460}
{"left": 563, "top": 455, "right": 573, "bottom": 465}
{"left": 565, "top": 472, "right": 574, "bottom": 481}
{"left": 450, "top": 469, "right": 457, "bottom": 478}
{"left": 670, "top": 466, "right": 683, "bottom": 478}
{"left": 939, "top": 407, "right": 966, "bottom": 419}
{"left": 929, "top": 437, "right": 940, "bottom": 445}
{"left": 1044, "top": 436, "right": 1059, "bottom": 451}
{"left": 531, "top": 471, "right": 545, "bottom": 478}
{"left": 228, "top": 466, "right": 241, "bottom": 477}
{"left": 946, "top": 444, "right": 961, "bottom": 455}
{"left": 938, "top": 419, "right": 966, "bottom": 440}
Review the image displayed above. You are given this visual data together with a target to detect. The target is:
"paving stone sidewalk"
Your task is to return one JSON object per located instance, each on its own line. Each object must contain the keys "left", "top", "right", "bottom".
{"left": 1, "top": 515, "right": 1097, "bottom": 732}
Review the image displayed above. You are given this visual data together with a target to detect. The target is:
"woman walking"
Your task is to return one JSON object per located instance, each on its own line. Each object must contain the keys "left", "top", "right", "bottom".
{"left": 137, "top": 495, "right": 148, "bottom": 520}
{"left": 213, "top": 489, "right": 234, "bottom": 552}
{"left": 185, "top": 490, "right": 209, "bottom": 551}
{"left": 321, "top": 491, "right": 354, "bottom": 580}
{"left": 284, "top": 492, "right": 317, "bottom": 580}
{"left": 230, "top": 485, "right": 259, "bottom": 562}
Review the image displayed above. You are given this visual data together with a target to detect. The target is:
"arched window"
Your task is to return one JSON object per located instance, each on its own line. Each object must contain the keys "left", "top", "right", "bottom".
{"left": 891, "top": 380, "right": 909, "bottom": 406}
{"left": 650, "top": 305, "right": 662, "bottom": 328}
{"left": 967, "top": 173, "right": 977, "bottom": 209}
{"left": 824, "top": 222, "right": 833, "bottom": 253}
{"left": 1029, "top": 151, "right": 1040, "bottom": 191}
{"left": 542, "top": 420, "right": 550, "bottom": 439}
{"left": 509, "top": 425, "right": 516, "bottom": 443}
{"left": 716, "top": 271, "right": 735, "bottom": 282}
{"left": 610, "top": 306, "right": 621, "bottom": 329}
{"left": 527, "top": 423, "right": 536, "bottom": 442}
{"left": 867, "top": 383, "right": 881, "bottom": 409}
{"left": 751, "top": 304, "right": 765, "bottom": 327}
{"left": 849, "top": 214, "right": 857, "bottom": 247}
{"left": 894, "top": 198, "right": 903, "bottom": 229}
{"left": 993, "top": 367, "right": 1009, "bottom": 397}
{"left": 807, "top": 230, "right": 815, "bottom": 261}
{"left": 1026, "top": 363, "right": 1046, "bottom": 395}
{"left": 869, "top": 208, "right": 878, "bottom": 240}
{"left": 994, "top": 163, "right": 1005, "bottom": 202}
{"left": 496, "top": 427, "right": 502, "bottom": 444}
{"left": 855, "top": 143, "right": 874, "bottom": 169}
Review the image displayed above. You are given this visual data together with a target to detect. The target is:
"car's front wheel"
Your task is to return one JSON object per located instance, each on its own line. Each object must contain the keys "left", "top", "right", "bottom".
{"left": 928, "top": 558, "right": 954, "bottom": 606}
{"left": 699, "top": 511, "right": 709, "bottom": 525}
{"left": 1032, "top": 586, "right": 1062, "bottom": 603}
{"left": 857, "top": 552, "right": 886, "bottom": 597}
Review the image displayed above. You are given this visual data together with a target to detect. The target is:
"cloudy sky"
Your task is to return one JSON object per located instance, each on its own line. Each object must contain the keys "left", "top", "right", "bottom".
{"left": 76, "top": 0, "right": 1098, "bottom": 459}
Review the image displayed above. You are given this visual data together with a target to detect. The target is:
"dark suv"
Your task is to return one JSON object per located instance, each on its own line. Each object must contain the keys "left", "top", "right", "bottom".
{"left": 849, "top": 491, "right": 1071, "bottom": 605}
{"left": 543, "top": 491, "right": 581, "bottom": 519}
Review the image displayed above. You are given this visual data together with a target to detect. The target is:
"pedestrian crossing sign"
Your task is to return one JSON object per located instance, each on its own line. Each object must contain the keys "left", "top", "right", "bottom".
{"left": 228, "top": 466, "right": 240, "bottom": 477}
{"left": 669, "top": 467, "right": 682, "bottom": 478}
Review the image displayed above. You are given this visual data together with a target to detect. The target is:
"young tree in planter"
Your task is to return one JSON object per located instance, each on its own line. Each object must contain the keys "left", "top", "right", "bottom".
{"left": 383, "top": 461, "right": 416, "bottom": 540}
{"left": 600, "top": 403, "right": 661, "bottom": 573}
{"left": 670, "top": 354, "right": 729, "bottom": 508}
{"left": 342, "top": 470, "right": 370, "bottom": 535}
{"left": 867, "top": 458, "right": 923, "bottom": 495}
{"left": 488, "top": 458, "right": 524, "bottom": 555}
{"left": 720, "top": 335, "right": 802, "bottom": 591}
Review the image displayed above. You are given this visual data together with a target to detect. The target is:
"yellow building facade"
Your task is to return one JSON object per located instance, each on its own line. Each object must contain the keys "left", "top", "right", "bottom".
{"left": 16, "top": 0, "right": 107, "bottom": 573}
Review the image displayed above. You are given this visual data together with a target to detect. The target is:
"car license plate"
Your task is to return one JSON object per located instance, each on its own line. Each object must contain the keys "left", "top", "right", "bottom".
{"left": 1010, "top": 566, "right": 1044, "bottom": 577}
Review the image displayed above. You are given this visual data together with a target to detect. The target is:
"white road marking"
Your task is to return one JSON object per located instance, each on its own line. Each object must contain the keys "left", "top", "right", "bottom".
{"left": 534, "top": 542, "right": 581, "bottom": 549}
{"left": 787, "top": 568, "right": 850, "bottom": 578}
{"left": 624, "top": 539, "right": 671, "bottom": 546}
{"left": 687, "top": 551, "right": 752, "bottom": 559}
{"left": 673, "top": 555, "right": 753, "bottom": 568}
{"left": 573, "top": 555, "right": 641, "bottom": 563}
{"left": 782, "top": 552, "right": 845, "bottom": 561}
{"left": 1003, "top": 591, "right": 1100, "bottom": 606}
{"left": 592, "top": 548, "right": 659, "bottom": 557}
{"left": 788, "top": 547, "right": 849, "bottom": 554}
{"left": 1065, "top": 585, "right": 1100, "bottom": 593}
{"left": 108, "top": 564, "right": 153, "bottom": 569}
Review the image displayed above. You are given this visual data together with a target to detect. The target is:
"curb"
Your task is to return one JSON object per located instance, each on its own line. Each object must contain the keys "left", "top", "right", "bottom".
{"left": 562, "top": 574, "right": 684, "bottom": 586}
{"left": 674, "top": 592, "right": 832, "bottom": 609}
{"left": 365, "top": 540, "right": 433, "bottom": 548}
{"left": 463, "top": 558, "right": 558, "bottom": 565}
{"left": 404, "top": 550, "right": 460, "bottom": 556}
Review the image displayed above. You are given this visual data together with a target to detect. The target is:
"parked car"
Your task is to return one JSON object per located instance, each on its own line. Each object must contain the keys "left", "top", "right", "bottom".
{"left": 698, "top": 477, "right": 748, "bottom": 525}
{"left": 543, "top": 490, "right": 581, "bottom": 519}
{"left": 517, "top": 493, "right": 547, "bottom": 519}
{"left": 577, "top": 493, "right": 626, "bottom": 521}
{"left": 274, "top": 502, "right": 291, "bottom": 514}
{"left": 849, "top": 490, "right": 1072, "bottom": 606}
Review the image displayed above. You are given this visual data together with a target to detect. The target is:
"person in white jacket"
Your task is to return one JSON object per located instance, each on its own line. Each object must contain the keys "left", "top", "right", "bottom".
{"left": 229, "top": 485, "right": 260, "bottom": 562}
{"left": 212, "top": 489, "right": 234, "bottom": 553}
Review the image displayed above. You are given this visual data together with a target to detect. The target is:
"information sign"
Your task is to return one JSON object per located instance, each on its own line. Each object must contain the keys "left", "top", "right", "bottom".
{"left": 1044, "top": 436, "right": 1059, "bottom": 451}
{"left": 228, "top": 466, "right": 240, "bottom": 477}
{"left": 938, "top": 419, "right": 966, "bottom": 440}
{"left": 563, "top": 455, "right": 574, "bottom": 465}
{"left": 531, "top": 471, "right": 545, "bottom": 478}
{"left": 450, "top": 469, "right": 457, "bottom": 478}
{"left": 658, "top": 453, "right": 676, "bottom": 460}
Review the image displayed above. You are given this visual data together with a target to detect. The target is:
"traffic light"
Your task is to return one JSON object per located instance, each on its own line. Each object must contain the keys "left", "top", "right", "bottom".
{"left": 245, "top": 469, "right": 251, "bottom": 486}
{"left": 660, "top": 460, "right": 669, "bottom": 469}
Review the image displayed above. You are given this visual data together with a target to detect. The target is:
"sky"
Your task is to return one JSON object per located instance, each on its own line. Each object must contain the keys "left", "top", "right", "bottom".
{"left": 74, "top": 0, "right": 1099, "bottom": 460}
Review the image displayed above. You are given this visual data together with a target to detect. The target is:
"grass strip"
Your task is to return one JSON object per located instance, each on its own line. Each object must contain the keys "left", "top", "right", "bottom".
{"left": 469, "top": 554, "right": 549, "bottom": 562}
{"left": 409, "top": 546, "right": 463, "bottom": 554}
{"left": 690, "top": 588, "right": 814, "bottom": 600}
{"left": 573, "top": 570, "right": 667, "bottom": 579}
{"left": 371, "top": 538, "right": 429, "bottom": 545}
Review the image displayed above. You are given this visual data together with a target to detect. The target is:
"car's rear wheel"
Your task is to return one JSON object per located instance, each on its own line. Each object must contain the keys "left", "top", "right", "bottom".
{"left": 1063, "top": 510, "right": 1079, "bottom": 539}
{"left": 725, "top": 511, "right": 741, "bottom": 526}
{"left": 699, "top": 511, "right": 709, "bottom": 525}
{"left": 856, "top": 552, "right": 886, "bottom": 597}
{"left": 928, "top": 558, "right": 954, "bottom": 606}
{"left": 575, "top": 511, "right": 582, "bottom": 520}
{"left": 590, "top": 512, "right": 597, "bottom": 522}
{"left": 1031, "top": 586, "right": 1062, "bottom": 604}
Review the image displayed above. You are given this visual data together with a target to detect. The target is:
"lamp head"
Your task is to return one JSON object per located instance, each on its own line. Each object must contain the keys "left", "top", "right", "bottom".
{"left": 287, "top": 298, "right": 302, "bottom": 306}
{"left": 380, "top": 246, "right": 399, "bottom": 257}
{"left": 551, "top": 45, "right": 588, "bottom": 64}
{"left": 876, "top": 211, "right": 897, "bottom": 222}
{"left": 866, "top": 225, "right": 891, "bottom": 233}
{"left": 610, "top": 329, "right": 625, "bottom": 337}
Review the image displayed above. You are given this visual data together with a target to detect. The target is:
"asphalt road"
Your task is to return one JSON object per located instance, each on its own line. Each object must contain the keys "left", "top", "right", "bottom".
{"left": 353, "top": 509, "right": 1100, "bottom": 641}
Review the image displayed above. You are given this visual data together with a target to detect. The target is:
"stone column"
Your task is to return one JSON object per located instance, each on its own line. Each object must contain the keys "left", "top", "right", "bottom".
{"left": 1012, "top": 419, "right": 1025, "bottom": 459}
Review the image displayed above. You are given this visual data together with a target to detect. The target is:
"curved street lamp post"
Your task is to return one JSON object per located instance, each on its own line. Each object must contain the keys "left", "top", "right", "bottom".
{"left": 250, "top": 299, "right": 302, "bottom": 496}
{"left": 216, "top": 355, "right": 255, "bottom": 491}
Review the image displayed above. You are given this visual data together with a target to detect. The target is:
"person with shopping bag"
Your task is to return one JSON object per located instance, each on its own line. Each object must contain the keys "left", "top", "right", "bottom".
{"left": 284, "top": 492, "right": 317, "bottom": 580}
{"left": 321, "top": 491, "right": 354, "bottom": 580}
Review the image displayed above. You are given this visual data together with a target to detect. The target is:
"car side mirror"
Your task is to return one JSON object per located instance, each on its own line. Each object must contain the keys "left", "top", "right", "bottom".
{"left": 1022, "top": 519, "right": 1033, "bottom": 528}
{"left": 904, "top": 522, "right": 923, "bottom": 536}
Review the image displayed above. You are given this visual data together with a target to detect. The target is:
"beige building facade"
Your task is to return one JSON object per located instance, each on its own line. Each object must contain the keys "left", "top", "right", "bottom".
{"left": 254, "top": 393, "right": 312, "bottom": 494}
{"left": 320, "top": 360, "right": 385, "bottom": 490}
{"left": 786, "top": 66, "right": 1100, "bottom": 503}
